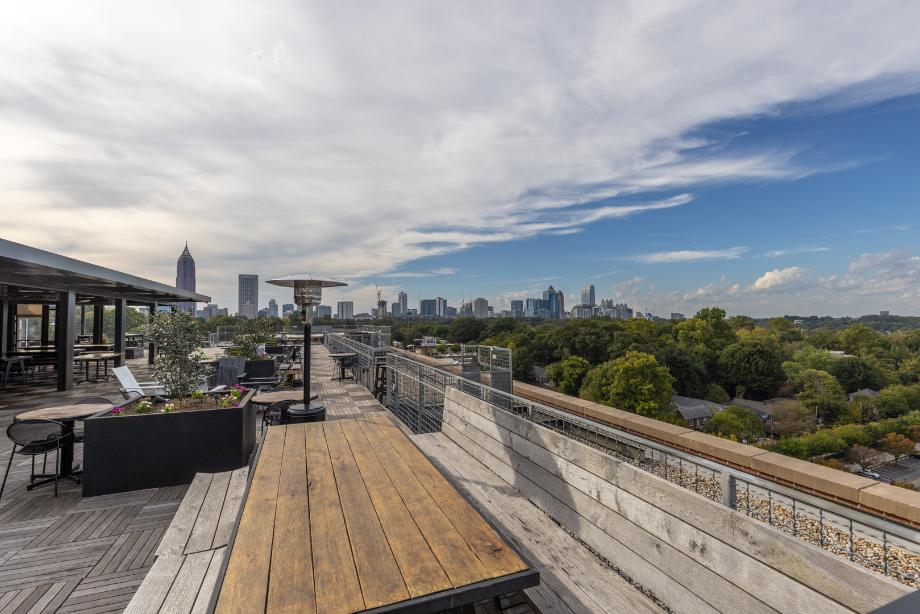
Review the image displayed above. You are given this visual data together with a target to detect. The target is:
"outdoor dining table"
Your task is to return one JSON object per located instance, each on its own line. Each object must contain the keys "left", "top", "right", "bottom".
{"left": 0, "top": 355, "right": 31, "bottom": 388}
{"left": 252, "top": 389, "right": 319, "bottom": 405}
{"left": 213, "top": 413, "right": 537, "bottom": 613}
{"left": 74, "top": 352, "right": 121, "bottom": 383}
{"left": 15, "top": 402, "right": 111, "bottom": 485}
{"left": 328, "top": 351, "right": 357, "bottom": 381}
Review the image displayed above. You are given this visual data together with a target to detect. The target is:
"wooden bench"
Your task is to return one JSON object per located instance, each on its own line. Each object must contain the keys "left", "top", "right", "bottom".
{"left": 124, "top": 468, "right": 248, "bottom": 614}
{"left": 413, "top": 433, "right": 664, "bottom": 614}
{"left": 213, "top": 414, "right": 539, "bottom": 613}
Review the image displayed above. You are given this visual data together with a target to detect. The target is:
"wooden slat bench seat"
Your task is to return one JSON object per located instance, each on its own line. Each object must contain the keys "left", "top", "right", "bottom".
{"left": 413, "top": 432, "right": 665, "bottom": 614}
{"left": 124, "top": 467, "right": 248, "bottom": 614}
{"left": 213, "top": 414, "right": 538, "bottom": 613}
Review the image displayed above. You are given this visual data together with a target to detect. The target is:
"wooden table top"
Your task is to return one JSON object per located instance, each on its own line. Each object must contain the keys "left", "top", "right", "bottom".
{"left": 214, "top": 414, "right": 533, "bottom": 613}
{"left": 74, "top": 352, "right": 121, "bottom": 361}
{"left": 328, "top": 352, "right": 357, "bottom": 359}
{"left": 252, "top": 389, "right": 319, "bottom": 404}
{"left": 17, "top": 403, "right": 112, "bottom": 421}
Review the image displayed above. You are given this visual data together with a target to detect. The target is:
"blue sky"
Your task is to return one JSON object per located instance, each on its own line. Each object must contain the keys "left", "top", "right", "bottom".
{"left": 363, "top": 94, "right": 920, "bottom": 316}
{"left": 2, "top": 2, "right": 920, "bottom": 317}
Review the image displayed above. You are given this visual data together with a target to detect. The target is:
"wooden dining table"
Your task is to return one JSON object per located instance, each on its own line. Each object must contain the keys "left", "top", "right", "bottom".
{"left": 213, "top": 413, "right": 537, "bottom": 613}
{"left": 252, "top": 389, "right": 319, "bottom": 405}
{"left": 16, "top": 402, "right": 112, "bottom": 484}
{"left": 74, "top": 352, "right": 121, "bottom": 382}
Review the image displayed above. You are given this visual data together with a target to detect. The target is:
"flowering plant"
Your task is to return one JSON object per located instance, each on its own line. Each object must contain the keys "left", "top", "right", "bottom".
{"left": 162, "top": 403, "right": 176, "bottom": 413}
{"left": 111, "top": 406, "right": 125, "bottom": 416}
{"left": 135, "top": 400, "right": 153, "bottom": 414}
{"left": 230, "top": 384, "right": 247, "bottom": 400}
{"left": 190, "top": 390, "right": 205, "bottom": 400}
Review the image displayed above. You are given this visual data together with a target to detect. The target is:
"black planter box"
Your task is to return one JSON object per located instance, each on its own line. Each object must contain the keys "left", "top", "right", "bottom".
{"left": 244, "top": 358, "right": 279, "bottom": 379}
{"left": 81, "top": 390, "right": 257, "bottom": 497}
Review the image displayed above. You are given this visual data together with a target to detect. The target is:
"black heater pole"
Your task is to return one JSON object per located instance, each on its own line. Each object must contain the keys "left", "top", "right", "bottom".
{"left": 303, "top": 307, "right": 311, "bottom": 408}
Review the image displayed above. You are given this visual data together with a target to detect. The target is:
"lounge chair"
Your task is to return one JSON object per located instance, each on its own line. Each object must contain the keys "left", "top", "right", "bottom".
{"left": 113, "top": 366, "right": 167, "bottom": 399}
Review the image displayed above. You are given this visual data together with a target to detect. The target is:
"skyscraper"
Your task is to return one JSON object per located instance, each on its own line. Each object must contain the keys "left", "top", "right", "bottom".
{"left": 436, "top": 297, "right": 447, "bottom": 317}
{"left": 336, "top": 301, "right": 354, "bottom": 320}
{"left": 316, "top": 305, "right": 332, "bottom": 319}
{"left": 175, "top": 243, "right": 196, "bottom": 313}
{"left": 238, "top": 274, "right": 258, "bottom": 319}
{"left": 473, "top": 297, "right": 489, "bottom": 318}
{"left": 398, "top": 291, "right": 408, "bottom": 316}
{"left": 556, "top": 288, "right": 565, "bottom": 318}
{"left": 510, "top": 299, "right": 524, "bottom": 317}
{"left": 419, "top": 299, "right": 437, "bottom": 317}
{"left": 543, "top": 285, "right": 560, "bottom": 319}
{"left": 581, "top": 284, "right": 596, "bottom": 307}
{"left": 267, "top": 298, "right": 278, "bottom": 318}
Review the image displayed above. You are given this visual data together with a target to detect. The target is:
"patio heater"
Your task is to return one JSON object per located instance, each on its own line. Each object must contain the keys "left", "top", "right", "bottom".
{"left": 267, "top": 275, "right": 347, "bottom": 416}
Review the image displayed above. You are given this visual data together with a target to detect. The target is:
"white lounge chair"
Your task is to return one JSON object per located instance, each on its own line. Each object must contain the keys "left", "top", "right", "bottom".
{"left": 113, "top": 366, "right": 167, "bottom": 399}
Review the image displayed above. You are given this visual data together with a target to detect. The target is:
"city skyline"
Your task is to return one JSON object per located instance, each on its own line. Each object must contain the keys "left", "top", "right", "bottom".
{"left": 3, "top": 3, "right": 920, "bottom": 317}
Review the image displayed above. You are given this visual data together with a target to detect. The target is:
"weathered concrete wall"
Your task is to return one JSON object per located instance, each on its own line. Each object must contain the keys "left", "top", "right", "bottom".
{"left": 442, "top": 388, "right": 912, "bottom": 614}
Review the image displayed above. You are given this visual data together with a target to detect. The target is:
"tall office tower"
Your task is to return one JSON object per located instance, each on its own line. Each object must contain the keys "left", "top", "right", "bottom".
{"left": 398, "top": 291, "right": 408, "bottom": 315}
{"left": 377, "top": 301, "right": 387, "bottom": 318}
{"left": 175, "top": 243, "right": 196, "bottom": 313}
{"left": 336, "top": 301, "right": 354, "bottom": 320}
{"left": 510, "top": 299, "right": 524, "bottom": 317}
{"left": 543, "top": 285, "right": 560, "bottom": 319}
{"left": 473, "top": 297, "right": 489, "bottom": 318}
{"left": 435, "top": 297, "right": 448, "bottom": 317}
{"left": 238, "top": 274, "right": 258, "bottom": 319}
{"left": 556, "top": 289, "right": 565, "bottom": 318}
{"left": 316, "top": 305, "right": 332, "bottom": 319}
{"left": 581, "top": 284, "right": 596, "bottom": 308}
{"left": 460, "top": 302, "right": 473, "bottom": 317}
{"left": 419, "top": 299, "right": 437, "bottom": 317}
{"left": 391, "top": 303, "right": 401, "bottom": 317}
{"left": 267, "top": 298, "right": 278, "bottom": 318}
{"left": 282, "top": 303, "right": 295, "bottom": 318}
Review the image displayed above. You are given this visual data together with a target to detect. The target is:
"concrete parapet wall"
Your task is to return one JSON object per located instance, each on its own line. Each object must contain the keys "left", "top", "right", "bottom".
{"left": 512, "top": 381, "right": 920, "bottom": 526}
{"left": 443, "top": 387, "right": 912, "bottom": 613}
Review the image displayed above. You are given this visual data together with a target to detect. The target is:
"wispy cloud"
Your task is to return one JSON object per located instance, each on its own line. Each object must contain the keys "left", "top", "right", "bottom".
{"left": 591, "top": 270, "right": 622, "bottom": 279}
{"left": 629, "top": 246, "right": 749, "bottom": 264}
{"left": 764, "top": 246, "right": 830, "bottom": 258}
{"left": 376, "top": 268, "right": 458, "bottom": 278}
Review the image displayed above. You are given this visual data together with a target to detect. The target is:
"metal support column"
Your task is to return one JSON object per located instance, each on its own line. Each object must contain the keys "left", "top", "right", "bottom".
{"left": 79, "top": 304, "right": 86, "bottom": 336}
{"left": 113, "top": 298, "right": 126, "bottom": 367}
{"left": 92, "top": 303, "right": 104, "bottom": 344}
{"left": 148, "top": 303, "right": 158, "bottom": 364}
{"left": 0, "top": 301, "right": 8, "bottom": 356}
{"left": 40, "top": 305, "right": 50, "bottom": 347}
{"left": 303, "top": 309, "right": 312, "bottom": 408}
{"left": 55, "top": 290, "right": 75, "bottom": 391}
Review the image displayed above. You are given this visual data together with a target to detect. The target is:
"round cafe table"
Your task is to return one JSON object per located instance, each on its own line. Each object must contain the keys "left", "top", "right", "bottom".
{"left": 16, "top": 403, "right": 112, "bottom": 485}
{"left": 252, "top": 390, "right": 319, "bottom": 405}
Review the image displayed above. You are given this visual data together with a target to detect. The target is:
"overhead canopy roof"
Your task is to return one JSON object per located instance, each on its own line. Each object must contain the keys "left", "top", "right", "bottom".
{"left": 0, "top": 238, "right": 210, "bottom": 305}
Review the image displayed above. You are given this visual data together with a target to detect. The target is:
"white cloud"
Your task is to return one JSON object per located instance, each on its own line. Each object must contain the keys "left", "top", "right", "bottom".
{"left": 3, "top": 2, "right": 920, "bottom": 309}
{"left": 629, "top": 246, "right": 749, "bottom": 264}
{"left": 752, "top": 267, "right": 808, "bottom": 291}
{"left": 376, "top": 268, "right": 458, "bottom": 279}
{"left": 764, "top": 246, "right": 831, "bottom": 257}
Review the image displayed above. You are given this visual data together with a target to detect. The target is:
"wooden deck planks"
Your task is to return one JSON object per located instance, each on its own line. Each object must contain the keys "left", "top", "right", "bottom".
{"left": 338, "top": 420, "right": 452, "bottom": 599}
{"left": 156, "top": 474, "right": 213, "bottom": 556}
{"left": 266, "top": 424, "right": 315, "bottom": 614}
{"left": 305, "top": 424, "right": 364, "bottom": 614}
{"left": 213, "top": 427, "right": 285, "bottom": 614}
{"left": 324, "top": 421, "right": 409, "bottom": 609}
{"left": 185, "top": 472, "right": 231, "bottom": 554}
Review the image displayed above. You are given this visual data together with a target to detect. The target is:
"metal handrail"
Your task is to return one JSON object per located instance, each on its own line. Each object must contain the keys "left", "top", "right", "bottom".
{"left": 383, "top": 352, "right": 920, "bottom": 586}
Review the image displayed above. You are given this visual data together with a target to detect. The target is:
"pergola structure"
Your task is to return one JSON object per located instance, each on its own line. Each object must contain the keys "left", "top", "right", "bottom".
{"left": 0, "top": 238, "right": 210, "bottom": 391}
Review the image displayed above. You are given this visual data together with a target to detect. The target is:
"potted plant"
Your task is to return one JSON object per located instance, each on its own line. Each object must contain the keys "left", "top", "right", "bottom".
{"left": 82, "top": 311, "right": 258, "bottom": 496}
{"left": 226, "top": 318, "right": 280, "bottom": 380}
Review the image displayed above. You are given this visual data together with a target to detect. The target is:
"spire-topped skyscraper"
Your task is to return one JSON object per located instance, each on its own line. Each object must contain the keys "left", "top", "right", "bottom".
{"left": 175, "top": 242, "right": 197, "bottom": 313}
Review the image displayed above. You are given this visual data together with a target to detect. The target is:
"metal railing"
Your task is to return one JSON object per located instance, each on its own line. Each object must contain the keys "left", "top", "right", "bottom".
{"left": 324, "top": 332, "right": 391, "bottom": 394}
{"left": 316, "top": 325, "right": 390, "bottom": 348}
{"left": 383, "top": 353, "right": 920, "bottom": 587}
{"left": 459, "top": 344, "right": 513, "bottom": 393}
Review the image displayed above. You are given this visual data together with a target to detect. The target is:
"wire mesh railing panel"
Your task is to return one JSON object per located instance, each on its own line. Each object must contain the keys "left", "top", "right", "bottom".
{"left": 324, "top": 332, "right": 390, "bottom": 394}
{"left": 382, "top": 352, "right": 920, "bottom": 587}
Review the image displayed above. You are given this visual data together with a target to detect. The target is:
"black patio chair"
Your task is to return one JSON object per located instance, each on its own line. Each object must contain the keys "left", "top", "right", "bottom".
{"left": 262, "top": 400, "right": 299, "bottom": 433}
{"left": 1, "top": 419, "right": 73, "bottom": 500}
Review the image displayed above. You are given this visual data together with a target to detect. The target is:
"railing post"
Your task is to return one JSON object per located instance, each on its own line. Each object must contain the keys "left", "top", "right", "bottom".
{"left": 721, "top": 473, "right": 737, "bottom": 510}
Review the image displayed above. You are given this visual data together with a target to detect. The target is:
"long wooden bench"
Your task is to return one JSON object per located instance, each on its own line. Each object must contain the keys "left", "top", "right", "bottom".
{"left": 433, "top": 387, "right": 911, "bottom": 614}
{"left": 124, "top": 468, "right": 248, "bottom": 614}
{"left": 414, "top": 431, "right": 665, "bottom": 614}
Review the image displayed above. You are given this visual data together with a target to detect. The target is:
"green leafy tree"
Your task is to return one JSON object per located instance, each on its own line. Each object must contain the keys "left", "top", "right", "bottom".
{"left": 876, "top": 384, "right": 920, "bottom": 419}
{"left": 448, "top": 318, "right": 487, "bottom": 343}
{"left": 704, "top": 406, "right": 764, "bottom": 442}
{"left": 664, "top": 349, "right": 708, "bottom": 398}
{"left": 579, "top": 351, "right": 676, "bottom": 420}
{"left": 705, "top": 382, "right": 731, "bottom": 404}
{"left": 770, "top": 399, "right": 814, "bottom": 437}
{"left": 837, "top": 324, "right": 881, "bottom": 355}
{"left": 227, "top": 317, "right": 277, "bottom": 359}
{"left": 146, "top": 310, "right": 210, "bottom": 403}
{"left": 545, "top": 356, "right": 592, "bottom": 395}
{"left": 796, "top": 369, "right": 847, "bottom": 425}
{"left": 718, "top": 341, "right": 785, "bottom": 399}
{"left": 830, "top": 356, "right": 883, "bottom": 394}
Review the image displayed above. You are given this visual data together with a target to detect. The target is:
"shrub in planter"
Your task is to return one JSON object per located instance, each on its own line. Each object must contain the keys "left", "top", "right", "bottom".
{"left": 146, "top": 310, "right": 212, "bottom": 403}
